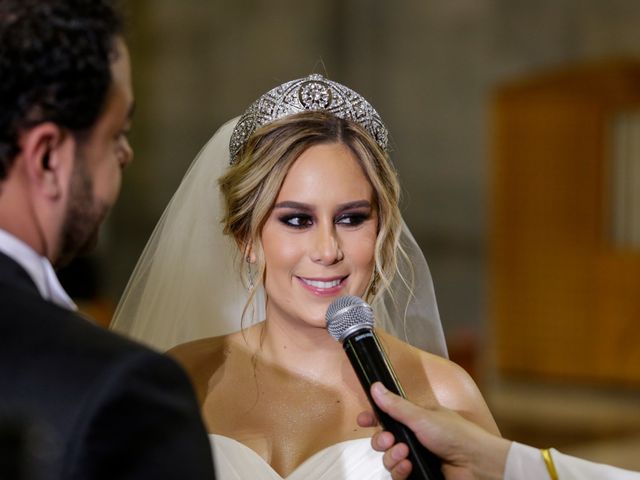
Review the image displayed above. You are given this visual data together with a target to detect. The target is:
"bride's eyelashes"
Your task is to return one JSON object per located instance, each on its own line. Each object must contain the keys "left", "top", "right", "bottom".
{"left": 279, "top": 213, "right": 313, "bottom": 228}
{"left": 277, "top": 210, "right": 372, "bottom": 229}
{"left": 335, "top": 211, "right": 371, "bottom": 226}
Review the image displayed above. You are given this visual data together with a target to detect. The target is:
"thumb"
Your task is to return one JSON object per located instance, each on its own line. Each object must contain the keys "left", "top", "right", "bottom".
{"left": 370, "top": 382, "right": 427, "bottom": 430}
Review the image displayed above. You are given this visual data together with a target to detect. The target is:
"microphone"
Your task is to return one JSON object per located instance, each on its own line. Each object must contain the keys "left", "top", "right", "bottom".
{"left": 326, "top": 295, "right": 444, "bottom": 480}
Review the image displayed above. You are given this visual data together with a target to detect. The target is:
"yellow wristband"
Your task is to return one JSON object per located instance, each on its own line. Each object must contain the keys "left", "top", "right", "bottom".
{"left": 541, "top": 448, "right": 559, "bottom": 480}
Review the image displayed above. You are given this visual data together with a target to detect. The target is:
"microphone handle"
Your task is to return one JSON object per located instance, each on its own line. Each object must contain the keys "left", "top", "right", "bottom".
{"left": 343, "top": 329, "right": 444, "bottom": 480}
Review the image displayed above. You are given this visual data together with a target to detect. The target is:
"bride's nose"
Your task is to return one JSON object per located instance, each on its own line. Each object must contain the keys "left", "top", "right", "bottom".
{"left": 310, "top": 223, "right": 343, "bottom": 265}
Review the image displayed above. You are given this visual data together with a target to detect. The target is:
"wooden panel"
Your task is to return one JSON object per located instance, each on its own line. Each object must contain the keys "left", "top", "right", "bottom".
{"left": 593, "top": 253, "right": 640, "bottom": 382}
{"left": 490, "top": 61, "right": 640, "bottom": 385}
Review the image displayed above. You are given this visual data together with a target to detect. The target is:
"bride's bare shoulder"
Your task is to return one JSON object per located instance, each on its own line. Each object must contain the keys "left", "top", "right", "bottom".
{"left": 168, "top": 336, "right": 230, "bottom": 403}
{"left": 379, "top": 331, "right": 500, "bottom": 435}
{"left": 169, "top": 336, "right": 228, "bottom": 370}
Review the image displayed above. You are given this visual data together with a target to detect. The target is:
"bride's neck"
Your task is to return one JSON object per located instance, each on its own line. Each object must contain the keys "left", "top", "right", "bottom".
{"left": 249, "top": 316, "right": 347, "bottom": 381}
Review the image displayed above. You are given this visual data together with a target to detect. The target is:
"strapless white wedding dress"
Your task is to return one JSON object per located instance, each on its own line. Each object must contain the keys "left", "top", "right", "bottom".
{"left": 210, "top": 434, "right": 389, "bottom": 479}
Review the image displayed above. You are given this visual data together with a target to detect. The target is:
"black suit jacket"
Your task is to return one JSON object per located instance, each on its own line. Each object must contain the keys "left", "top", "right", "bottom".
{"left": 0, "top": 252, "right": 216, "bottom": 479}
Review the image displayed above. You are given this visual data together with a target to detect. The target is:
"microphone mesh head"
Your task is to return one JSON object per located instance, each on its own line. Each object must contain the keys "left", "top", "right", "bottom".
{"left": 326, "top": 295, "right": 374, "bottom": 342}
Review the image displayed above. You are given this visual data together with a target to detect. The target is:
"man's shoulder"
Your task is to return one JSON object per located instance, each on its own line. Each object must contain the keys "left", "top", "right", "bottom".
{"left": 0, "top": 281, "right": 170, "bottom": 372}
{"left": 0, "top": 283, "right": 194, "bottom": 428}
{"left": 0, "top": 284, "right": 213, "bottom": 480}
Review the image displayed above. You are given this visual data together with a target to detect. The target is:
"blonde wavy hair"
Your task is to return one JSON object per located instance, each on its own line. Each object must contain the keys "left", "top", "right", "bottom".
{"left": 218, "top": 111, "right": 403, "bottom": 318}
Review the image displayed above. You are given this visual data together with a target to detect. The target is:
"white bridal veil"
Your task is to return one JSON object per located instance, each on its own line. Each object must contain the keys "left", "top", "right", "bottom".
{"left": 111, "top": 117, "right": 448, "bottom": 358}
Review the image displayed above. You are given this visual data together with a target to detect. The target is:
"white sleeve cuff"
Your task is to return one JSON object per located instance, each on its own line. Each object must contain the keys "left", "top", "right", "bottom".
{"left": 504, "top": 442, "right": 640, "bottom": 480}
{"left": 504, "top": 442, "right": 550, "bottom": 480}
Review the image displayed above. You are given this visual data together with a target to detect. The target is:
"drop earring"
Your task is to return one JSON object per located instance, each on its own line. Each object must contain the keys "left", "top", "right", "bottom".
{"left": 246, "top": 256, "right": 254, "bottom": 290}
{"left": 369, "top": 271, "right": 379, "bottom": 296}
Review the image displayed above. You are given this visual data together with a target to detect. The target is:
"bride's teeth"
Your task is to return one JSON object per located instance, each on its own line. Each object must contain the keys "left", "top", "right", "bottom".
{"left": 302, "top": 278, "right": 341, "bottom": 289}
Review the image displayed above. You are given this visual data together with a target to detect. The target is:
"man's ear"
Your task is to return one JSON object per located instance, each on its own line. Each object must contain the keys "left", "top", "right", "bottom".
{"left": 19, "top": 123, "right": 75, "bottom": 199}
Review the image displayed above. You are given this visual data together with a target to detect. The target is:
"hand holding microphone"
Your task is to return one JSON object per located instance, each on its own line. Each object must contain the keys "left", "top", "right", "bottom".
{"left": 326, "top": 295, "right": 445, "bottom": 480}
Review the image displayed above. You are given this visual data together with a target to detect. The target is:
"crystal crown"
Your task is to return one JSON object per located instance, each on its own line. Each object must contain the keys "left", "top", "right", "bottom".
{"left": 229, "top": 74, "right": 388, "bottom": 162}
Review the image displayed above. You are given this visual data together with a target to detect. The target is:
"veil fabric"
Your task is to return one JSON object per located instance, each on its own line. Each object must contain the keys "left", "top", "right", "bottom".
{"left": 111, "top": 117, "right": 448, "bottom": 358}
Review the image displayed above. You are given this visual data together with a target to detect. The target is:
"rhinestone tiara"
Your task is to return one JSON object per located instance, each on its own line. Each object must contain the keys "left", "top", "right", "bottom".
{"left": 229, "top": 74, "right": 388, "bottom": 163}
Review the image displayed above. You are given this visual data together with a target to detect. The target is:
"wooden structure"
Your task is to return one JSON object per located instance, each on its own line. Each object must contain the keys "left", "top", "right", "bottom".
{"left": 491, "top": 60, "right": 640, "bottom": 385}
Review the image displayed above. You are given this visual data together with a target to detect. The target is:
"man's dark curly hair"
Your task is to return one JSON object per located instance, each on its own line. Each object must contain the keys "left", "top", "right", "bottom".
{"left": 0, "top": 0, "right": 123, "bottom": 180}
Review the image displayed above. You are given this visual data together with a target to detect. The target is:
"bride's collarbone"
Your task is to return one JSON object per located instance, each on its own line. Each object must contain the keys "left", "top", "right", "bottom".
{"left": 202, "top": 332, "right": 440, "bottom": 431}
{"left": 204, "top": 366, "right": 370, "bottom": 426}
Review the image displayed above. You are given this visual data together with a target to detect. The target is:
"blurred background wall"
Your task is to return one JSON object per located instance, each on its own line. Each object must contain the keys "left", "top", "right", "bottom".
{"left": 63, "top": 0, "right": 640, "bottom": 469}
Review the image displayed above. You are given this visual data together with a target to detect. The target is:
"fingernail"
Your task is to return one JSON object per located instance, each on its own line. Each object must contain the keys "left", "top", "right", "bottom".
{"left": 372, "top": 382, "right": 388, "bottom": 396}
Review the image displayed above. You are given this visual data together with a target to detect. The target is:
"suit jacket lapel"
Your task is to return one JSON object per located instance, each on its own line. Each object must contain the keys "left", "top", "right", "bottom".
{"left": 0, "top": 251, "right": 40, "bottom": 296}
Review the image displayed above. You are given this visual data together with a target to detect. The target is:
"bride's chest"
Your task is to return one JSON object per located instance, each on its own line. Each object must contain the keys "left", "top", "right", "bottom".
{"left": 202, "top": 369, "right": 376, "bottom": 477}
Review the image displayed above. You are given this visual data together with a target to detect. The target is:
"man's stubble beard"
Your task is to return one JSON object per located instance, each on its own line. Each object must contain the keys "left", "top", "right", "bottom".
{"left": 55, "top": 155, "right": 110, "bottom": 268}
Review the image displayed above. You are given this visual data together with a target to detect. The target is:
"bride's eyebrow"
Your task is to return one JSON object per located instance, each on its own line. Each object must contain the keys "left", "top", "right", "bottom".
{"left": 336, "top": 200, "right": 372, "bottom": 212}
{"left": 272, "top": 200, "right": 372, "bottom": 213}
{"left": 273, "top": 201, "right": 313, "bottom": 211}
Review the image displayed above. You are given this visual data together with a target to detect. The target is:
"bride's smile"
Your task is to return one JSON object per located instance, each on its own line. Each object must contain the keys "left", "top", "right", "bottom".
{"left": 296, "top": 275, "right": 347, "bottom": 295}
{"left": 261, "top": 142, "right": 378, "bottom": 330}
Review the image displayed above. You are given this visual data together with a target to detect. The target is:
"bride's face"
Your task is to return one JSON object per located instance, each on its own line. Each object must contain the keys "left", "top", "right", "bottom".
{"left": 260, "top": 142, "right": 378, "bottom": 330}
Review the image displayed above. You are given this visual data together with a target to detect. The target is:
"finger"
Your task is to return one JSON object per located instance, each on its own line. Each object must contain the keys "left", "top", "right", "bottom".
{"left": 356, "top": 410, "right": 378, "bottom": 428}
{"left": 390, "top": 459, "right": 413, "bottom": 480}
{"left": 382, "top": 442, "right": 409, "bottom": 471}
{"left": 371, "top": 430, "right": 396, "bottom": 452}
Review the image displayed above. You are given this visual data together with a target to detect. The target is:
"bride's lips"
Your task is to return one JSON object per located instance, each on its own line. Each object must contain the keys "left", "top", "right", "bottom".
{"left": 296, "top": 275, "right": 348, "bottom": 296}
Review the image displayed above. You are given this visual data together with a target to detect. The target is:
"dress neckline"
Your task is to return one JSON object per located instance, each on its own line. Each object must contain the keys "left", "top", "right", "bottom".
{"left": 209, "top": 433, "right": 381, "bottom": 479}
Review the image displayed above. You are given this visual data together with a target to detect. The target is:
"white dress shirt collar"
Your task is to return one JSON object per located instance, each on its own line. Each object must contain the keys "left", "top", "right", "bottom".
{"left": 0, "top": 228, "right": 77, "bottom": 310}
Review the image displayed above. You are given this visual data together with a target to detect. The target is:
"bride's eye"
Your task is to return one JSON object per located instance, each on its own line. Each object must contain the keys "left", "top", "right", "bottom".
{"left": 336, "top": 212, "right": 369, "bottom": 226}
{"left": 279, "top": 214, "right": 314, "bottom": 229}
